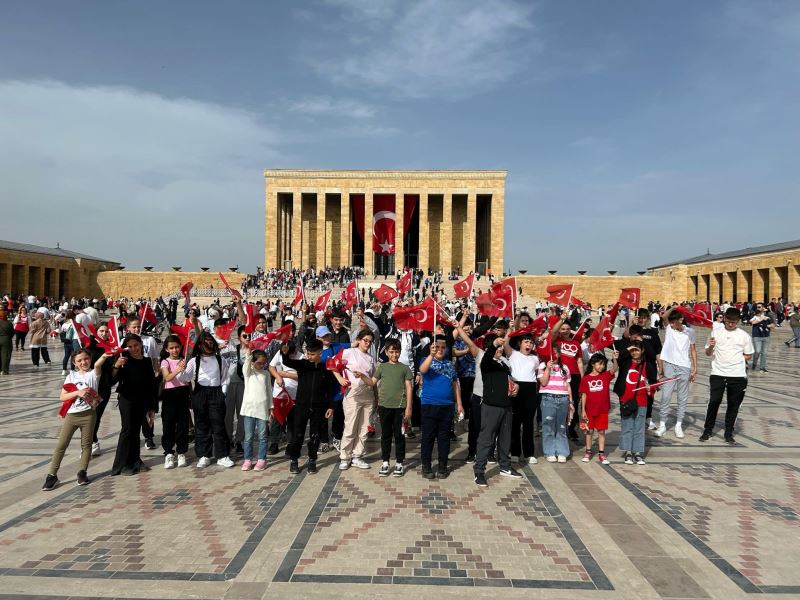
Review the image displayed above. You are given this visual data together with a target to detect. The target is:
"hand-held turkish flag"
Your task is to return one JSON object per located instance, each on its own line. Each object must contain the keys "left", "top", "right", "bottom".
{"left": 374, "top": 284, "right": 399, "bottom": 304}
{"left": 272, "top": 389, "right": 295, "bottom": 426}
{"left": 573, "top": 318, "right": 589, "bottom": 342}
{"left": 571, "top": 295, "right": 590, "bottom": 310}
{"left": 693, "top": 303, "right": 712, "bottom": 323}
{"left": 59, "top": 383, "right": 80, "bottom": 418}
{"left": 633, "top": 376, "right": 678, "bottom": 393}
{"left": 675, "top": 305, "right": 712, "bottom": 328}
{"left": 218, "top": 273, "right": 242, "bottom": 299}
{"left": 292, "top": 282, "right": 305, "bottom": 307}
{"left": 475, "top": 292, "right": 501, "bottom": 317}
{"left": 373, "top": 195, "right": 396, "bottom": 255}
{"left": 243, "top": 303, "right": 257, "bottom": 334}
{"left": 606, "top": 302, "right": 621, "bottom": 324}
{"left": 433, "top": 300, "right": 459, "bottom": 328}
{"left": 490, "top": 286, "right": 514, "bottom": 319}
{"left": 618, "top": 288, "right": 640, "bottom": 310}
{"left": 138, "top": 303, "right": 157, "bottom": 325}
{"left": 510, "top": 313, "right": 548, "bottom": 338}
{"left": 535, "top": 330, "right": 552, "bottom": 361}
{"left": 396, "top": 270, "right": 412, "bottom": 295}
{"left": 169, "top": 323, "right": 195, "bottom": 356}
{"left": 107, "top": 316, "right": 122, "bottom": 352}
{"left": 545, "top": 284, "right": 574, "bottom": 307}
{"left": 491, "top": 277, "right": 517, "bottom": 303}
{"left": 325, "top": 348, "right": 348, "bottom": 372}
{"left": 73, "top": 320, "right": 92, "bottom": 348}
{"left": 314, "top": 290, "right": 332, "bottom": 312}
{"left": 180, "top": 281, "right": 194, "bottom": 310}
{"left": 249, "top": 323, "right": 294, "bottom": 350}
{"left": 214, "top": 319, "right": 238, "bottom": 343}
{"left": 393, "top": 298, "right": 435, "bottom": 331}
{"left": 344, "top": 280, "right": 358, "bottom": 309}
{"left": 589, "top": 315, "right": 615, "bottom": 351}
{"left": 454, "top": 273, "right": 475, "bottom": 299}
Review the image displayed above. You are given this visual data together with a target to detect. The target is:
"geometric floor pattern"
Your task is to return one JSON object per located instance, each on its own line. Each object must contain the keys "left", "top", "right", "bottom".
{"left": 0, "top": 328, "right": 798, "bottom": 599}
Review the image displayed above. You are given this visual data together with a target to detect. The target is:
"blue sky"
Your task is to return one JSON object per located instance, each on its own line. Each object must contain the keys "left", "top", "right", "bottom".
{"left": 1, "top": 0, "right": 797, "bottom": 274}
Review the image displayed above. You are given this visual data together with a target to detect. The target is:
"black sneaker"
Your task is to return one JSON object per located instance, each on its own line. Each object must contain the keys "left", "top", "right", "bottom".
{"left": 144, "top": 438, "right": 156, "bottom": 451}
{"left": 724, "top": 434, "right": 736, "bottom": 445}
{"left": 289, "top": 460, "right": 300, "bottom": 474}
{"left": 42, "top": 474, "right": 58, "bottom": 491}
{"left": 268, "top": 444, "right": 279, "bottom": 455}
{"left": 465, "top": 453, "right": 476, "bottom": 464}
{"left": 499, "top": 467, "right": 523, "bottom": 479}
{"left": 307, "top": 460, "right": 317, "bottom": 474}
{"left": 421, "top": 466, "right": 436, "bottom": 480}
{"left": 487, "top": 454, "right": 497, "bottom": 464}
{"left": 77, "top": 470, "right": 89, "bottom": 486}
{"left": 405, "top": 428, "right": 416, "bottom": 439}
{"left": 437, "top": 467, "right": 450, "bottom": 479}
{"left": 235, "top": 442, "right": 244, "bottom": 455}
{"left": 699, "top": 432, "right": 711, "bottom": 442}
{"left": 449, "top": 431, "right": 458, "bottom": 441}
{"left": 474, "top": 473, "right": 488, "bottom": 487}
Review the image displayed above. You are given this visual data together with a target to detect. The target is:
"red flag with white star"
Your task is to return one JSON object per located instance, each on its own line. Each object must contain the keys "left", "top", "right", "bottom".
{"left": 396, "top": 269, "right": 412, "bottom": 295}
{"left": 454, "top": 273, "right": 475, "bottom": 299}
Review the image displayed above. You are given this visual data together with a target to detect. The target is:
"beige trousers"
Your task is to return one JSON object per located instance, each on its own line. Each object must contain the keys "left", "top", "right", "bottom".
{"left": 49, "top": 408, "right": 96, "bottom": 475}
{"left": 339, "top": 393, "right": 374, "bottom": 460}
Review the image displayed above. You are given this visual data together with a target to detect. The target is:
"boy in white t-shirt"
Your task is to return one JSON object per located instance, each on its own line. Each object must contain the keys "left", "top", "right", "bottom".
{"left": 655, "top": 308, "right": 697, "bottom": 439}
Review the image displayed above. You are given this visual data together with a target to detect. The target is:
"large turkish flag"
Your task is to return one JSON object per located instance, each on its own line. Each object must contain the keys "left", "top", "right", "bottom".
{"left": 373, "top": 195, "right": 396, "bottom": 255}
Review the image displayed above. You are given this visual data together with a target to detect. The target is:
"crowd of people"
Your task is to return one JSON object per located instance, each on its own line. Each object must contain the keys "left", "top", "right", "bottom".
{"left": 0, "top": 282, "right": 796, "bottom": 492}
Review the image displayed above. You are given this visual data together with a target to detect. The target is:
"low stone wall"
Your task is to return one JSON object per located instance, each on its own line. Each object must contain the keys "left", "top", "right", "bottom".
{"left": 95, "top": 271, "right": 246, "bottom": 300}
{"left": 514, "top": 274, "right": 673, "bottom": 307}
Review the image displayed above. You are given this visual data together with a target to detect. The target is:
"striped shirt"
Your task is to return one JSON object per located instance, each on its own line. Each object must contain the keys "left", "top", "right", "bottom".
{"left": 537, "top": 362, "right": 571, "bottom": 395}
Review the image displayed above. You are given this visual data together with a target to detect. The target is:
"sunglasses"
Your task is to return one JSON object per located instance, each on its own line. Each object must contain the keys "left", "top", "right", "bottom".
{"left": 241, "top": 333, "right": 251, "bottom": 338}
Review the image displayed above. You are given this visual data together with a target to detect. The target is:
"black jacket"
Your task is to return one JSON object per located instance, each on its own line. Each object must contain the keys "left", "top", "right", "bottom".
{"left": 281, "top": 355, "right": 335, "bottom": 410}
{"left": 480, "top": 348, "right": 511, "bottom": 408}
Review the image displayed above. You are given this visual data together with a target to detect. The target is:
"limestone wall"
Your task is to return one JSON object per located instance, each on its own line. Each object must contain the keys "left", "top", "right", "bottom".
{"left": 512, "top": 274, "right": 674, "bottom": 308}
{"left": 95, "top": 271, "right": 246, "bottom": 300}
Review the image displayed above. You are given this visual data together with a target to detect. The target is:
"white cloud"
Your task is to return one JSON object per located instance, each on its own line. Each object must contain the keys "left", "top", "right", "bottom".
{"left": 313, "top": 0, "right": 536, "bottom": 99}
{"left": 288, "top": 95, "right": 377, "bottom": 119}
{"left": 0, "top": 80, "right": 283, "bottom": 271}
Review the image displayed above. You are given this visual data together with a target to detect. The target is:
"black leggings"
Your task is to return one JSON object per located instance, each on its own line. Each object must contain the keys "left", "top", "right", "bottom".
{"left": 14, "top": 330, "right": 27, "bottom": 350}
{"left": 31, "top": 347, "right": 51, "bottom": 366}
{"left": 510, "top": 381, "right": 539, "bottom": 458}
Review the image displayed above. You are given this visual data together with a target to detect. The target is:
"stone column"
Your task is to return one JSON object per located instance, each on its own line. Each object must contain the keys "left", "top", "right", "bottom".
{"left": 291, "top": 192, "right": 302, "bottom": 270}
{"left": 441, "top": 192, "right": 453, "bottom": 275}
{"left": 395, "top": 193, "right": 404, "bottom": 272}
{"left": 709, "top": 272, "right": 720, "bottom": 303}
{"left": 316, "top": 192, "right": 327, "bottom": 270}
{"left": 490, "top": 189, "right": 505, "bottom": 276}
{"left": 752, "top": 268, "right": 765, "bottom": 302}
{"left": 418, "top": 192, "right": 429, "bottom": 274}
{"left": 464, "top": 192, "right": 477, "bottom": 274}
{"left": 33, "top": 267, "right": 45, "bottom": 297}
{"left": 696, "top": 272, "right": 708, "bottom": 302}
{"left": 265, "top": 189, "right": 278, "bottom": 269}
{"left": 340, "top": 192, "right": 350, "bottom": 267}
{"left": 736, "top": 270, "right": 749, "bottom": 303}
{"left": 722, "top": 272, "right": 734, "bottom": 303}
{"left": 0, "top": 263, "right": 10, "bottom": 295}
{"left": 788, "top": 263, "right": 800, "bottom": 302}
{"left": 769, "top": 267, "right": 782, "bottom": 301}
{"left": 364, "top": 192, "right": 374, "bottom": 276}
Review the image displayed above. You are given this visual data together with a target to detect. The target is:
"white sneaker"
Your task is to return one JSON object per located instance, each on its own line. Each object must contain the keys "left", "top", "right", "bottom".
{"left": 196, "top": 456, "right": 212, "bottom": 468}
{"left": 546, "top": 456, "right": 557, "bottom": 463}
{"left": 351, "top": 457, "right": 370, "bottom": 469}
{"left": 675, "top": 423, "right": 685, "bottom": 438}
{"left": 654, "top": 423, "right": 667, "bottom": 437}
{"left": 61, "top": 369, "right": 67, "bottom": 376}
{"left": 164, "top": 454, "right": 176, "bottom": 469}
{"left": 557, "top": 456, "right": 567, "bottom": 463}
{"left": 91, "top": 442, "right": 101, "bottom": 457}
{"left": 338, "top": 460, "right": 350, "bottom": 470}
{"left": 528, "top": 456, "right": 538, "bottom": 464}
{"left": 647, "top": 419, "right": 657, "bottom": 431}
{"left": 177, "top": 454, "right": 187, "bottom": 467}
{"left": 217, "top": 456, "right": 235, "bottom": 468}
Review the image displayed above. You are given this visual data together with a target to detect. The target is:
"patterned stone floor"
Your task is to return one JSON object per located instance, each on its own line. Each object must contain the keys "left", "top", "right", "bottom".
{"left": 0, "top": 328, "right": 798, "bottom": 599}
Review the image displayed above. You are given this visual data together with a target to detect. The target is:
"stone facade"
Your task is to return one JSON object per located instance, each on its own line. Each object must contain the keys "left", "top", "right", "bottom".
{"left": 95, "top": 271, "right": 246, "bottom": 300}
{"left": 514, "top": 275, "right": 670, "bottom": 308}
{"left": 264, "top": 169, "right": 507, "bottom": 277}
{"left": 0, "top": 241, "right": 119, "bottom": 299}
{"left": 648, "top": 242, "right": 800, "bottom": 303}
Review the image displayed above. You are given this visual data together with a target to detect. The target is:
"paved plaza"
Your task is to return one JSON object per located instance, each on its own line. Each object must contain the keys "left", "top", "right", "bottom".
{"left": 0, "top": 328, "right": 798, "bottom": 600}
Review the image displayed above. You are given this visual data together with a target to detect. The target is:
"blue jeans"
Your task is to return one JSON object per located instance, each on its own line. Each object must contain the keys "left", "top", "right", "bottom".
{"left": 752, "top": 337, "right": 769, "bottom": 370}
{"left": 243, "top": 416, "right": 268, "bottom": 461}
{"left": 540, "top": 393, "right": 570, "bottom": 458}
{"left": 619, "top": 405, "right": 646, "bottom": 454}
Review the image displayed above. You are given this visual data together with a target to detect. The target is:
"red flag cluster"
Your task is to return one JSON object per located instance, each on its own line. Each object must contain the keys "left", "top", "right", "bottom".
{"left": 249, "top": 323, "right": 294, "bottom": 350}
{"left": 509, "top": 313, "right": 548, "bottom": 338}
{"left": 674, "top": 304, "right": 713, "bottom": 328}
{"left": 475, "top": 285, "right": 514, "bottom": 319}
